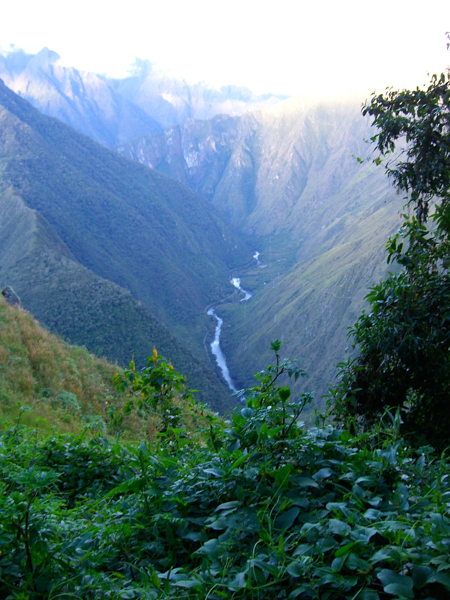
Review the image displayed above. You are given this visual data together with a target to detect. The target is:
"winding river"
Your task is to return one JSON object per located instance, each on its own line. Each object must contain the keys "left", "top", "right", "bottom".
{"left": 207, "top": 308, "right": 237, "bottom": 392}
{"left": 207, "top": 254, "right": 259, "bottom": 391}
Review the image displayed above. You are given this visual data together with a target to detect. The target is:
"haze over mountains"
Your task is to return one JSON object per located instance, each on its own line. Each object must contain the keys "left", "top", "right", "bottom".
{"left": 0, "top": 47, "right": 286, "bottom": 147}
{"left": 0, "top": 47, "right": 405, "bottom": 409}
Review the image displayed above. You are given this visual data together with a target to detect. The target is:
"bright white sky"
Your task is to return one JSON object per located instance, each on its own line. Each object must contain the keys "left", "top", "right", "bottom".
{"left": 1, "top": 0, "right": 449, "bottom": 100}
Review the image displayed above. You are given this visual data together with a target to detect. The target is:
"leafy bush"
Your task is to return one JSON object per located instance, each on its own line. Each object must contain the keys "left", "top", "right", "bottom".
{"left": 328, "top": 63, "right": 450, "bottom": 451}
{"left": 1, "top": 346, "right": 449, "bottom": 599}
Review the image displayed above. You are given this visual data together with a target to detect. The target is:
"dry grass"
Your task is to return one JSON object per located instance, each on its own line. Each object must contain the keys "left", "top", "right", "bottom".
{"left": 0, "top": 297, "right": 217, "bottom": 441}
{"left": 0, "top": 296, "right": 125, "bottom": 435}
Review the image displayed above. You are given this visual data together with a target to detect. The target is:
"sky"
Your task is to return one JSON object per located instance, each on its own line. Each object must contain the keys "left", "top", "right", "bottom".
{"left": 1, "top": 0, "right": 450, "bottom": 100}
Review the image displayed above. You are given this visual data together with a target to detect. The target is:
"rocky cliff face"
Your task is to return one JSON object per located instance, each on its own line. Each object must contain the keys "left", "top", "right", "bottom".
{"left": 116, "top": 97, "right": 385, "bottom": 238}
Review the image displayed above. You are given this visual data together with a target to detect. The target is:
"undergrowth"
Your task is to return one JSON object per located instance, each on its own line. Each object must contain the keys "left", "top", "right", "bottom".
{"left": 0, "top": 342, "right": 449, "bottom": 599}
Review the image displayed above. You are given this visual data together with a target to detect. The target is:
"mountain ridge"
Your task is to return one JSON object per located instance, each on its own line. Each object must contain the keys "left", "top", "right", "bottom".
{"left": 0, "top": 47, "right": 287, "bottom": 147}
{"left": 0, "top": 79, "right": 253, "bottom": 410}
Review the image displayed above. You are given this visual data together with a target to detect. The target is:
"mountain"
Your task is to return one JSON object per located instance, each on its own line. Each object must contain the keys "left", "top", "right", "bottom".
{"left": 0, "top": 48, "right": 287, "bottom": 147}
{"left": 116, "top": 98, "right": 404, "bottom": 401}
{"left": 0, "top": 78, "right": 252, "bottom": 410}
{"left": 0, "top": 47, "right": 162, "bottom": 148}
{"left": 108, "top": 58, "right": 288, "bottom": 130}
{"left": 0, "top": 51, "right": 406, "bottom": 405}
{"left": 0, "top": 188, "right": 237, "bottom": 412}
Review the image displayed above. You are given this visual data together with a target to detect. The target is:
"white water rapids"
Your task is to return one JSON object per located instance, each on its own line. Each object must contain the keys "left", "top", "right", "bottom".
{"left": 207, "top": 308, "right": 237, "bottom": 392}
{"left": 207, "top": 255, "right": 259, "bottom": 391}
{"left": 231, "top": 277, "right": 252, "bottom": 301}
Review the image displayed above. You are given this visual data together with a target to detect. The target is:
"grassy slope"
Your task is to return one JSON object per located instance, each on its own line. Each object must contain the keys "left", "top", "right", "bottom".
{"left": 0, "top": 295, "right": 219, "bottom": 440}
{"left": 0, "top": 295, "right": 123, "bottom": 435}
{"left": 0, "top": 79, "right": 256, "bottom": 409}
{"left": 222, "top": 185, "right": 403, "bottom": 404}
{"left": 0, "top": 188, "right": 236, "bottom": 412}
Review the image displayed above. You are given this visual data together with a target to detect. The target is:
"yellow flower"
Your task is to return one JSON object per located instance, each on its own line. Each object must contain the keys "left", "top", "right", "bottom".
{"left": 152, "top": 348, "right": 158, "bottom": 364}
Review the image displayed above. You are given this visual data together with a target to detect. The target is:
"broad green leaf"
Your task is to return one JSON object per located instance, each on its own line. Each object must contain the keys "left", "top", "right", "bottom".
{"left": 363, "top": 508, "right": 381, "bottom": 520}
{"left": 335, "top": 541, "right": 358, "bottom": 557}
{"left": 433, "top": 572, "right": 450, "bottom": 590}
{"left": 293, "top": 543, "right": 314, "bottom": 557}
{"left": 270, "top": 464, "right": 293, "bottom": 489}
{"left": 203, "top": 468, "right": 225, "bottom": 478}
{"left": 216, "top": 500, "right": 241, "bottom": 511}
{"left": 229, "top": 571, "right": 247, "bottom": 589}
{"left": 230, "top": 454, "right": 247, "bottom": 470}
{"left": 274, "top": 507, "right": 300, "bottom": 531}
{"left": 184, "top": 531, "right": 207, "bottom": 542}
{"left": 287, "top": 561, "right": 305, "bottom": 577}
{"left": 331, "top": 555, "right": 347, "bottom": 573}
{"left": 117, "top": 591, "right": 137, "bottom": 599}
{"left": 195, "top": 538, "right": 221, "bottom": 559}
{"left": 313, "top": 467, "right": 333, "bottom": 480}
{"left": 103, "top": 477, "right": 143, "bottom": 498}
{"left": 377, "top": 569, "right": 414, "bottom": 599}
{"left": 296, "top": 477, "right": 319, "bottom": 488}
{"left": 353, "top": 590, "right": 380, "bottom": 600}
{"left": 241, "top": 407, "right": 254, "bottom": 419}
{"left": 251, "top": 559, "right": 280, "bottom": 576}
{"left": 174, "top": 579, "right": 202, "bottom": 589}
{"left": 346, "top": 553, "right": 371, "bottom": 573}
{"left": 329, "top": 519, "right": 351, "bottom": 535}
{"left": 411, "top": 565, "right": 434, "bottom": 589}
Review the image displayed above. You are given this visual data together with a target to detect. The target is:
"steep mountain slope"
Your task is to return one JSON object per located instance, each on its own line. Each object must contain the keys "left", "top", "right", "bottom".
{"left": 0, "top": 48, "right": 162, "bottom": 147}
{"left": 0, "top": 292, "right": 124, "bottom": 434}
{"left": 117, "top": 98, "right": 403, "bottom": 401}
{"left": 0, "top": 79, "right": 252, "bottom": 409}
{"left": 0, "top": 188, "right": 235, "bottom": 411}
{"left": 0, "top": 48, "right": 286, "bottom": 147}
{"left": 117, "top": 98, "right": 379, "bottom": 235}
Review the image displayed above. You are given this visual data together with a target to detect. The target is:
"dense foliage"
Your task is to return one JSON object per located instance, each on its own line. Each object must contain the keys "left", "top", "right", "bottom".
{"left": 1, "top": 346, "right": 450, "bottom": 599}
{"left": 329, "top": 67, "right": 450, "bottom": 450}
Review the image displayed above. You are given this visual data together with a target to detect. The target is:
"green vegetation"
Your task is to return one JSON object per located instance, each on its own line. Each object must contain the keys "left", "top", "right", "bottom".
{"left": 2, "top": 46, "right": 450, "bottom": 600}
{"left": 0, "top": 295, "right": 124, "bottom": 435}
{"left": 330, "top": 68, "right": 450, "bottom": 451}
{"left": 0, "top": 78, "right": 252, "bottom": 410}
{"left": 120, "top": 98, "right": 404, "bottom": 400}
{"left": 0, "top": 297, "right": 215, "bottom": 440}
{"left": 1, "top": 342, "right": 450, "bottom": 599}
{"left": 0, "top": 189, "right": 235, "bottom": 412}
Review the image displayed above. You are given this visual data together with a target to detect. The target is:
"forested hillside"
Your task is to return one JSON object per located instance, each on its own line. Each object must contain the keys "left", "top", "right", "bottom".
{"left": 0, "top": 49, "right": 408, "bottom": 402}
{"left": 0, "top": 78, "right": 251, "bottom": 409}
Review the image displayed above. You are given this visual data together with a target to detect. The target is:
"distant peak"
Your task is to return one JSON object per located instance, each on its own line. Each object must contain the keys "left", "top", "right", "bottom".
{"left": 29, "top": 47, "right": 61, "bottom": 67}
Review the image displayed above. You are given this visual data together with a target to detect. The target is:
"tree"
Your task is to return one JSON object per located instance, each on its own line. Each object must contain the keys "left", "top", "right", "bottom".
{"left": 329, "top": 64, "right": 450, "bottom": 450}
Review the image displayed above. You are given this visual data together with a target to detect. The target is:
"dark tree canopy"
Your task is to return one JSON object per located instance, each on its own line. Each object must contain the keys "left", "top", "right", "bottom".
{"left": 330, "top": 65, "right": 450, "bottom": 451}
{"left": 363, "top": 70, "right": 450, "bottom": 222}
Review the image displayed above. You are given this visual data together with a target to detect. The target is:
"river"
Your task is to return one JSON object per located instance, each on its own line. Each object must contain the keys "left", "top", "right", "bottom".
{"left": 207, "top": 260, "right": 257, "bottom": 391}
